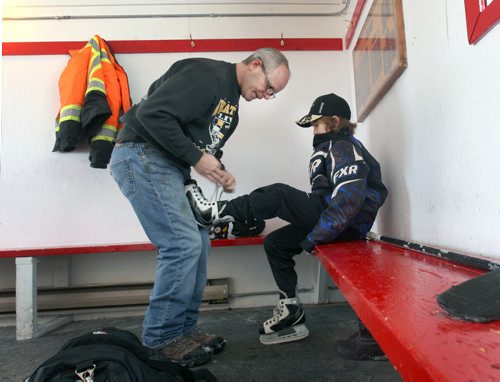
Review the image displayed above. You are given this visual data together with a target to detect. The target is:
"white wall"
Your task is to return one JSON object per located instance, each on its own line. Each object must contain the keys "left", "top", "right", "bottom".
{"left": 1, "top": 0, "right": 352, "bottom": 248}
{"left": 2, "top": 0, "right": 498, "bottom": 311}
{"left": 0, "top": 2, "right": 352, "bottom": 307}
{"left": 351, "top": 0, "right": 500, "bottom": 259}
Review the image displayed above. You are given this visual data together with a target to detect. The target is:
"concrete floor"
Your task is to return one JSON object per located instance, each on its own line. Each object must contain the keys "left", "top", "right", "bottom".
{"left": 0, "top": 303, "right": 402, "bottom": 382}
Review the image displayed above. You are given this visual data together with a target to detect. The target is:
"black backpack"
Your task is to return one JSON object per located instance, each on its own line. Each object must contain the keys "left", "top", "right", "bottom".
{"left": 25, "top": 327, "right": 216, "bottom": 382}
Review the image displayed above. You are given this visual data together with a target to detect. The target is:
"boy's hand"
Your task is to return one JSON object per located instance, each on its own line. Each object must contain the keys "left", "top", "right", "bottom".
{"left": 304, "top": 248, "right": 317, "bottom": 256}
{"left": 300, "top": 239, "right": 316, "bottom": 254}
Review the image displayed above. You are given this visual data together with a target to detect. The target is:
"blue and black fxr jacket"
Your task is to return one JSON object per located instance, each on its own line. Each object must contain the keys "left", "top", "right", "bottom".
{"left": 301, "top": 131, "right": 388, "bottom": 252}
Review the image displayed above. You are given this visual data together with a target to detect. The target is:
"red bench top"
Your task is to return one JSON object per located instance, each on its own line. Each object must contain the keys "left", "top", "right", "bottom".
{"left": 315, "top": 240, "right": 500, "bottom": 382}
{"left": 0, "top": 236, "right": 265, "bottom": 258}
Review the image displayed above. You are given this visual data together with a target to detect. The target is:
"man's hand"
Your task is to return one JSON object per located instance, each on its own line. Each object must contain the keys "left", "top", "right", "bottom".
{"left": 193, "top": 153, "right": 236, "bottom": 193}
{"left": 219, "top": 170, "right": 236, "bottom": 193}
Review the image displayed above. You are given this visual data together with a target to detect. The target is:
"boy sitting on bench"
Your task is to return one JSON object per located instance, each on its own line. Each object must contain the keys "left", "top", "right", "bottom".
{"left": 186, "top": 93, "right": 388, "bottom": 359}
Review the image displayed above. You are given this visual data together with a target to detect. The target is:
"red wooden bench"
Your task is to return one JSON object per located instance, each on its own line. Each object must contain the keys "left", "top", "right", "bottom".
{"left": 0, "top": 236, "right": 265, "bottom": 340}
{"left": 315, "top": 237, "right": 500, "bottom": 382}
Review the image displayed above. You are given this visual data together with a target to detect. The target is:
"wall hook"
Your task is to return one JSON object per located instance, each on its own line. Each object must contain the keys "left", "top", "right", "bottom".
{"left": 190, "top": 34, "right": 196, "bottom": 48}
{"left": 280, "top": 33, "right": 285, "bottom": 47}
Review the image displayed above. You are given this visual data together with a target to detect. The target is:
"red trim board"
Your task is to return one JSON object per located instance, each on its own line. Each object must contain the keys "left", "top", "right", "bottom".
{"left": 344, "top": 0, "right": 368, "bottom": 50}
{"left": 0, "top": 236, "right": 265, "bottom": 258}
{"left": 2, "top": 38, "right": 343, "bottom": 56}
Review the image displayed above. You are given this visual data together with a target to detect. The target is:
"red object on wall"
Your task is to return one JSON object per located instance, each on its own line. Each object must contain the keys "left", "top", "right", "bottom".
{"left": 2, "top": 38, "right": 342, "bottom": 56}
{"left": 464, "top": 0, "right": 500, "bottom": 44}
{"left": 344, "top": 0, "right": 368, "bottom": 50}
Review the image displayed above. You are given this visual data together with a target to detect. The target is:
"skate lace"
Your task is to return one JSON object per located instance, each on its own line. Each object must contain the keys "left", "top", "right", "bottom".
{"left": 207, "top": 184, "right": 229, "bottom": 222}
{"left": 192, "top": 185, "right": 215, "bottom": 207}
{"left": 265, "top": 300, "right": 285, "bottom": 326}
{"left": 192, "top": 184, "right": 224, "bottom": 206}
{"left": 209, "top": 184, "right": 224, "bottom": 205}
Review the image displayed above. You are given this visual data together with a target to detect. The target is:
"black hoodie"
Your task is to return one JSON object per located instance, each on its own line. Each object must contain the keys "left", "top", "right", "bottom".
{"left": 118, "top": 58, "right": 241, "bottom": 167}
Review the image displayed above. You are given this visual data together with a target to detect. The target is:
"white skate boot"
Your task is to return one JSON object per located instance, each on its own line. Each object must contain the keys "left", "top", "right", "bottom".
{"left": 259, "top": 292, "right": 309, "bottom": 345}
{"left": 185, "top": 180, "right": 234, "bottom": 227}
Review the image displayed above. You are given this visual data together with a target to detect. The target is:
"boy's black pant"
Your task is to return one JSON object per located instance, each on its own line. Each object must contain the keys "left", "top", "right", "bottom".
{"left": 225, "top": 183, "right": 359, "bottom": 298}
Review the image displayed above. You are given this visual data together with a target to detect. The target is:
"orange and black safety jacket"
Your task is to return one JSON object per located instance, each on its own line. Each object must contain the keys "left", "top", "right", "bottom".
{"left": 53, "top": 35, "right": 131, "bottom": 168}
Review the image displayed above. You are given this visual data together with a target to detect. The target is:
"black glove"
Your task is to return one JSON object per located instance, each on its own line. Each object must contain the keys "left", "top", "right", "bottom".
{"left": 300, "top": 239, "right": 315, "bottom": 254}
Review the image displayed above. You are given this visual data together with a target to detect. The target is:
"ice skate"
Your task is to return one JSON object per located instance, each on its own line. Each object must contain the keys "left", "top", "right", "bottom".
{"left": 185, "top": 180, "right": 234, "bottom": 227}
{"left": 336, "top": 320, "right": 387, "bottom": 361}
{"left": 259, "top": 292, "right": 309, "bottom": 345}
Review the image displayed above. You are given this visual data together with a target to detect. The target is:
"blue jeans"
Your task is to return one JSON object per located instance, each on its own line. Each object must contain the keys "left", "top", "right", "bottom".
{"left": 110, "top": 142, "right": 210, "bottom": 350}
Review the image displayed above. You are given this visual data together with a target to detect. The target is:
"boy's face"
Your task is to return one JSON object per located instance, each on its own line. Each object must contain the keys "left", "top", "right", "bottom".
{"left": 311, "top": 118, "right": 330, "bottom": 135}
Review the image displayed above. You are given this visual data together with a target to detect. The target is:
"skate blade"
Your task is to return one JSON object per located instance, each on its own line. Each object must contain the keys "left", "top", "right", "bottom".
{"left": 259, "top": 324, "right": 309, "bottom": 345}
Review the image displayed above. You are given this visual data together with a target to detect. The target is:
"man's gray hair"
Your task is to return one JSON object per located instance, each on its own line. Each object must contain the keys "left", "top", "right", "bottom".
{"left": 242, "top": 48, "right": 289, "bottom": 72}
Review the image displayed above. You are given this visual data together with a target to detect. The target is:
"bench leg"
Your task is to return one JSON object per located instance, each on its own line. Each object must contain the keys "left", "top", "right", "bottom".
{"left": 314, "top": 261, "right": 329, "bottom": 303}
{"left": 15, "top": 257, "right": 73, "bottom": 340}
{"left": 16, "top": 257, "right": 38, "bottom": 340}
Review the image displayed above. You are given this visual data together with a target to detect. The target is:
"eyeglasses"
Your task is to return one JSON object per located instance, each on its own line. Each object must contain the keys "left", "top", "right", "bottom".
{"left": 258, "top": 57, "right": 276, "bottom": 99}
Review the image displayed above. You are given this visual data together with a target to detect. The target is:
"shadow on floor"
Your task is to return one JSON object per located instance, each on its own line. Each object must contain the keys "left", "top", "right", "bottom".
{"left": 0, "top": 303, "right": 402, "bottom": 382}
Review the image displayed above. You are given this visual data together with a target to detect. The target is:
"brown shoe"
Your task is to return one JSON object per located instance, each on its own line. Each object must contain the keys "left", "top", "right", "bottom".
{"left": 186, "top": 329, "right": 226, "bottom": 354}
{"left": 158, "top": 335, "right": 213, "bottom": 367}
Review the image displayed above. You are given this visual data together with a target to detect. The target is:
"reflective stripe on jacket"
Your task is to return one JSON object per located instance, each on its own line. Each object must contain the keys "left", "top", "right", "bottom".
{"left": 53, "top": 35, "right": 131, "bottom": 168}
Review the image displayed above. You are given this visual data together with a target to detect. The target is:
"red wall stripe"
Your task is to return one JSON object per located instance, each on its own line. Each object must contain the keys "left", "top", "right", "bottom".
{"left": 1, "top": 0, "right": 374, "bottom": 55}
{"left": 344, "top": 0, "right": 367, "bottom": 50}
{"left": 2, "top": 38, "right": 343, "bottom": 56}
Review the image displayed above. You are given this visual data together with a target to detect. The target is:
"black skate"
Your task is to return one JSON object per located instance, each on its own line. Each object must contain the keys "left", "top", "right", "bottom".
{"left": 185, "top": 179, "right": 234, "bottom": 227}
{"left": 336, "top": 320, "right": 387, "bottom": 361}
{"left": 259, "top": 293, "right": 309, "bottom": 345}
